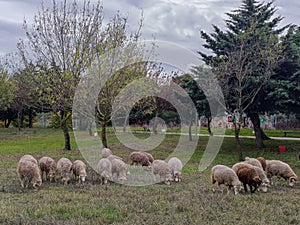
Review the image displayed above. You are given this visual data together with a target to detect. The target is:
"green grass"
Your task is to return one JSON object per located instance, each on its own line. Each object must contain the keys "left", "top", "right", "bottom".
{"left": 0, "top": 128, "right": 300, "bottom": 224}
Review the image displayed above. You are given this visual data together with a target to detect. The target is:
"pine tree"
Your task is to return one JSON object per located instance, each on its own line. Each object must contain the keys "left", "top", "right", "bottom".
{"left": 197, "top": 0, "right": 289, "bottom": 159}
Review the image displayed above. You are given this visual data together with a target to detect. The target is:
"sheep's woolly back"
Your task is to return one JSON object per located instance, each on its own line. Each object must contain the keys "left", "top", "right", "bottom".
{"left": 20, "top": 154, "right": 38, "bottom": 165}
{"left": 244, "top": 157, "right": 263, "bottom": 170}
{"left": 102, "top": 148, "right": 113, "bottom": 158}
{"left": 167, "top": 157, "right": 183, "bottom": 182}
{"left": 211, "top": 165, "right": 241, "bottom": 187}
{"left": 17, "top": 155, "right": 42, "bottom": 188}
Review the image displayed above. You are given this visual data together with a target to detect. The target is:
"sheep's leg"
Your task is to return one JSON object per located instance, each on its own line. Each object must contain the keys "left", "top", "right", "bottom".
{"left": 243, "top": 183, "right": 248, "bottom": 192}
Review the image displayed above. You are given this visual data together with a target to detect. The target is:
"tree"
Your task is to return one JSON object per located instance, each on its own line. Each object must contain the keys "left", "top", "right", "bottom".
{"left": 174, "top": 72, "right": 212, "bottom": 135}
{"left": 198, "top": 0, "right": 287, "bottom": 160}
{"left": 262, "top": 25, "right": 300, "bottom": 119}
{"left": 18, "top": 0, "right": 106, "bottom": 150}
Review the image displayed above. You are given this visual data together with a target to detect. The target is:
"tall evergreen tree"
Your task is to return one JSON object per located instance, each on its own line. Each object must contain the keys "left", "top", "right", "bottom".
{"left": 198, "top": 0, "right": 288, "bottom": 159}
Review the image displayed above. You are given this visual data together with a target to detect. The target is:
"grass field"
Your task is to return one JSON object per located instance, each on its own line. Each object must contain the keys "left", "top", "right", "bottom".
{"left": 0, "top": 128, "right": 299, "bottom": 225}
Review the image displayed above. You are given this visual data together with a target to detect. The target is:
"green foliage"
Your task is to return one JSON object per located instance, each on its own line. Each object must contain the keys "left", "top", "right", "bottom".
{"left": 199, "top": 0, "right": 288, "bottom": 114}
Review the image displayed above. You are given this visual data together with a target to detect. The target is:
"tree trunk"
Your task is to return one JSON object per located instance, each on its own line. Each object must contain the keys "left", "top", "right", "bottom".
{"left": 188, "top": 120, "right": 192, "bottom": 141}
{"left": 207, "top": 116, "right": 213, "bottom": 136}
{"left": 4, "top": 119, "right": 11, "bottom": 128}
{"left": 28, "top": 108, "right": 33, "bottom": 128}
{"left": 234, "top": 124, "right": 243, "bottom": 161}
{"left": 249, "top": 112, "right": 267, "bottom": 148}
{"left": 60, "top": 111, "right": 71, "bottom": 150}
{"left": 101, "top": 121, "right": 108, "bottom": 148}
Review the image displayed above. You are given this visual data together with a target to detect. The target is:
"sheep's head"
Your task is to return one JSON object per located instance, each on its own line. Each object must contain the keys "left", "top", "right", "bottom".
{"left": 174, "top": 173, "right": 181, "bottom": 182}
{"left": 233, "top": 182, "right": 242, "bottom": 195}
{"left": 261, "top": 181, "right": 270, "bottom": 193}
{"left": 79, "top": 173, "right": 87, "bottom": 183}
{"left": 48, "top": 171, "right": 56, "bottom": 182}
{"left": 61, "top": 173, "right": 70, "bottom": 185}
{"left": 289, "top": 176, "right": 297, "bottom": 187}
{"left": 253, "top": 176, "right": 262, "bottom": 188}
{"left": 32, "top": 179, "right": 42, "bottom": 189}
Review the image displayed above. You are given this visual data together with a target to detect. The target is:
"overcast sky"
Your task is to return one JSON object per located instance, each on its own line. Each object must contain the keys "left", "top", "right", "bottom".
{"left": 0, "top": 0, "right": 299, "bottom": 57}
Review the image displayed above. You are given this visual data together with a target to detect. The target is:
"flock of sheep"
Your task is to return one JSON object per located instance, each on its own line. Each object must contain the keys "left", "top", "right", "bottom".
{"left": 211, "top": 156, "right": 298, "bottom": 195}
{"left": 16, "top": 148, "right": 183, "bottom": 189}
{"left": 16, "top": 149, "right": 298, "bottom": 194}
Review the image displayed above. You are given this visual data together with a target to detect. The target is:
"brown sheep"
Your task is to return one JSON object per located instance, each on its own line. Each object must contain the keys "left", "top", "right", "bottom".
{"left": 17, "top": 155, "right": 42, "bottom": 189}
{"left": 39, "top": 156, "right": 56, "bottom": 182}
{"left": 129, "top": 152, "right": 151, "bottom": 166}
{"left": 256, "top": 157, "right": 267, "bottom": 171}
{"left": 234, "top": 165, "right": 262, "bottom": 193}
{"left": 57, "top": 158, "right": 73, "bottom": 185}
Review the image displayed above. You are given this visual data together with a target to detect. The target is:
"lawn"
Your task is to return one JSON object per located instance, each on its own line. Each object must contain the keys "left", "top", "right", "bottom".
{"left": 0, "top": 128, "right": 299, "bottom": 224}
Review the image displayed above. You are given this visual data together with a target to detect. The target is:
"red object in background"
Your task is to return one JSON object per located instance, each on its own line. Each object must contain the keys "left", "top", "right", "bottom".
{"left": 279, "top": 146, "right": 286, "bottom": 153}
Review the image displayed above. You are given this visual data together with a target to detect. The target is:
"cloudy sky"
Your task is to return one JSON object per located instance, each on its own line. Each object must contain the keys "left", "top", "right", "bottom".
{"left": 0, "top": 0, "right": 300, "bottom": 57}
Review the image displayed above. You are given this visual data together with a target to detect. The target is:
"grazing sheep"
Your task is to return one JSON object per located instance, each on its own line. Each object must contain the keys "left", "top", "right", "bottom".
{"left": 39, "top": 156, "right": 56, "bottom": 182}
{"left": 265, "top": 160, "right": 298, "bottom": 187}
{"left": 97, "top": 158, "right": 112, "bottom": 185}
{"left": 129, "top": 152, "right": 152, "bottom": 166}
{"left": 211, "top": 165, "right": 241, "bottom": 195}
{"left": 56, "top": 158, "right": 73, "bottom": 185}
{"left": 232, "top": 162, "right": 262, "bottom": 193}
{"left": 72, "top": 160, "right": 87, "bottom": 184}
{"left": 233, "top": 162, "right": 269, "bottom": 192}
{"left": 167, "top": 157, "right": 183, "bottom": 182}
{"left": 17, "top": 155, "right": 42, "bottom": 189}
{"left": 244, "top": 157, "right": 263, "bottom": 170}
{"left": 107, "top": 155, "right": 128, "bottom": 182}
{"left": 151, "top": 160, "right": 173, "bottom": 185}
{"left": 102, "top": 148, "right": 113, "bottom": 158}
{"left": 256, "top": 157, "right": 267, "bottom": 171}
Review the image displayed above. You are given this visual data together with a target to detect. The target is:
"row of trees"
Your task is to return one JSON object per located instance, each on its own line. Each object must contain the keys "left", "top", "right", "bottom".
{"left": 0, "top": 0, "right": 299, "bottom": 159}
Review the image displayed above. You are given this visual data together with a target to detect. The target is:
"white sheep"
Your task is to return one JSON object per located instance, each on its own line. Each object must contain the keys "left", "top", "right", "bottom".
{"left": 167, "top": 157, "right": 183, "bottom": 182}
{"left": 107, "top": 155, "right": 128, "bottom": 182}
{"left": 17, "top": 155, "right": 42, "bottom": 189}
{"left": 151, "top": 160, "right": 173, "bottom": 185}
{"left": 56, "top": 157, "right": 73, "bottom": 185}
{"left": 232, "top": 162, "right": 269, "bottom": 192}
{"left": 72, "top": 160, "right": 87, "bottom": 184}
{"left": 97, "top": 158, "right": 112, "bottom": 186}
{"left": 244, "top": 157, "right": 263, "bottom": 170}
{"left": 211, "top": 165, "right": 242, "bottom": 195}
{"left": 39, "top": 156, "right": 56, "bottom": 182}
{"left": 265, "top": 160, "right": 298, "bottom": 187}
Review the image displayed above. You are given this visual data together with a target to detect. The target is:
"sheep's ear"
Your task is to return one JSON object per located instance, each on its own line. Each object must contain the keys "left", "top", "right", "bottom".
{"left": 253, "top": 176, "right": 261, "bottom": 183}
